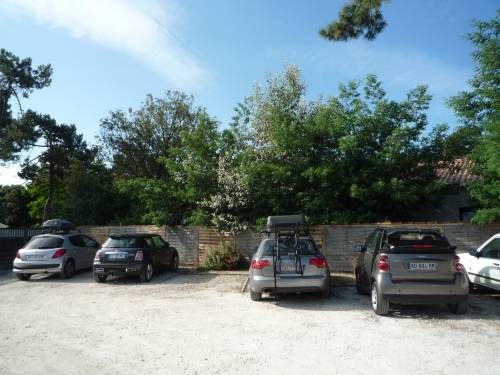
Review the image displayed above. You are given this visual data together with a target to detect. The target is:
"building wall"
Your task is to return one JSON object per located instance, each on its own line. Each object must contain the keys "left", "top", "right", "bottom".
{"left": 412, "top": 185, "right": 472, "bottom": 222}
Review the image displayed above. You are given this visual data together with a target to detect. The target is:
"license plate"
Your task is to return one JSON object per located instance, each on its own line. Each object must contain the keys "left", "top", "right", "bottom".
{"left": 26, "top": 255, "right": 46, "bottom": 261}
{"left": 280, "top": 261, "right": 297, "bottom": 272}
{"left": 409, "top": 262, "right": 437, "bottom": 271}
{"left": 108, "top": 253, "right": 126, "bottom": 259}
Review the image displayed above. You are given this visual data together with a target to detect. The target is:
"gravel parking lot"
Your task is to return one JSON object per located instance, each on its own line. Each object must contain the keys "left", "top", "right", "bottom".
{"left": 0, "top": 269, "right": 499, "bottom": 375}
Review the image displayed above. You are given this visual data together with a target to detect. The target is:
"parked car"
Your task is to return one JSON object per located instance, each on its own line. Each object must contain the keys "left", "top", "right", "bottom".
{"left": 248, "top": 215, "right": 331, "bottom": 301}
{"left": 13, "top": 233, "right": 100, "bottom": 280}
{"left": 459, "top": 233, "right": 500, "bottom": 292}
{"left": 93, "top": 233, "right": 179, "bottom": 282}
{"left": 353, "top": 228, "right": 469, "bottom": 315}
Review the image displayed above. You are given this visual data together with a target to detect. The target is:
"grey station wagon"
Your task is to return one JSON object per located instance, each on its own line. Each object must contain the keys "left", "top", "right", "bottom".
{"left": 248, "top": 215, "right": 331, "bottom": 300}
{"left": 353, "top": 228, "right": 469, "bottom": 315}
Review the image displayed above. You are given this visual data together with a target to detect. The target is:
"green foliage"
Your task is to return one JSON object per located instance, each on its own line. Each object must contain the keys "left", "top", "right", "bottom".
{"left": 449, "top": 13, "right": 500, "bottom": 224}
{"left": 99, "top": 92, "right": 220, "bottom": 225}
{"left": 0, "top": 185, "right": 35, "bottom": 226}
{"left": 203, "top": 242, "right": 245, "bottom": 271}
{"left": 320, "top": 0, "right": 388, "bottom": 42}
{"left": 231, "top": 66, "right": 450, "bottom": 224}
{"left": 0, "top": 48, "right": 52, "bottom": 161}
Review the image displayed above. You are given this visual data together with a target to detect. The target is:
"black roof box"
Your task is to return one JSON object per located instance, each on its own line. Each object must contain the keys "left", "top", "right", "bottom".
{"left": 266, "top": 214, "right": 305, "bottom": 231}
{"left": 42, "top": 219, "right": 77, "bottom": 233}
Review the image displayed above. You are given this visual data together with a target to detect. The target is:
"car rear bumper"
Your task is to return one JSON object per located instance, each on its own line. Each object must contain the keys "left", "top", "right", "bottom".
{"left": 93, "top": 263, "right": 143, "bottom": 276}
{"left": 13, "top": 260, "right": 63, "bottom": 274}
{"left": 250, "top": 273, "right": 329, "bottom": 293}
{"left": 377, "top": 272, "right": 469, "bottom": 304}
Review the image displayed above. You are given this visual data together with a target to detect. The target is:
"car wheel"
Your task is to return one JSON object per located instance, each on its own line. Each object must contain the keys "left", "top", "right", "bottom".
{"left": 16, "top": 273, "right": 31, "bottom": 281}
{"left": 139, "top": 262, "right": 154, "bottom": 282}
{"left": 447, "top": 301, "right": 468, "bottom": 314}
{"left": 94, "top": 274, "right": 107, "bottom": 283}
{"left": 60, "top": 260, "right": 75, "bottom": 279}
{"left": 371, "top": 282, "right": 389, "bottom": 315}
{"left": 321, "top": 282, "right": 331, "bottom": 299}
{"left": 250, "top": 290, "right": 261, "bottom": 301}
{"left": 355, "top": 270, "right": 364, "bottom": 294}
{"left": 169, "top": 254, "right": 179, "bottom": 272}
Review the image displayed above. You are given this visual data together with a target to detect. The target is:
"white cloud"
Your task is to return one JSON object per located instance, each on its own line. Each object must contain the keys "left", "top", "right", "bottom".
{"left": 2, "top": 0, "right": 207, "bottom": 88}
{"left": 0, "top": 165, "right": 25, "bottom": 186}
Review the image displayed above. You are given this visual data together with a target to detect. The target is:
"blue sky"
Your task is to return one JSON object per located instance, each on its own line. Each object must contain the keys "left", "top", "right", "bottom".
{"left": 0, "top": 0, "right": 498, "bottom": 184}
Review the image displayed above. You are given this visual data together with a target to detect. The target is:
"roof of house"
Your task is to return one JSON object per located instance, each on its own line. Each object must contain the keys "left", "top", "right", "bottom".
{"left": 436, "top": 158, "right": 480, "bottom": 185}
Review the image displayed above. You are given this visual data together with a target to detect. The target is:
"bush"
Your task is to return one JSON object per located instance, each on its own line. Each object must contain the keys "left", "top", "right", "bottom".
{"left": 203, "top": 242, "right": 246, "bottom": 270}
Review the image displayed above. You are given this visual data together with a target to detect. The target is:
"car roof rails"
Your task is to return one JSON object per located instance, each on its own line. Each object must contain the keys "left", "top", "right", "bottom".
{"left": 41, "top": 219, "right": 80, "bottom": 234}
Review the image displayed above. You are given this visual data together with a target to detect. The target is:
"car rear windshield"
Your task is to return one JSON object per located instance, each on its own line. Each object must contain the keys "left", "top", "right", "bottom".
{"left": 261, "top": 239, "right": 320, "bottom": 256}
{"left": 24, "top": 236, "right": 64, "bottom": 249}
{"left": 103, "top": 237, "right": 139, "bottom": 248}
{"left": 386, "top": 231, "right": 453, "bottom": 254}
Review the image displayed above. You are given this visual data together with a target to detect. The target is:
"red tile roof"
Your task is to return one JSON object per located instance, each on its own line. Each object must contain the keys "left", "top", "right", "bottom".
{"left": 436, "top": 158, "right": 480, "bottom": 185}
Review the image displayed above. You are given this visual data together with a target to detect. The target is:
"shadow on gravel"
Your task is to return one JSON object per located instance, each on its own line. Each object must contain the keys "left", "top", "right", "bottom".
{"left": 267, "top": 284, "right": 500, "bottom": 319}
{"left": 7, "top": 267, "right": 196, "bottom": 285}
{"left": 263, "top": 286, "right": 372, "bottom": 312}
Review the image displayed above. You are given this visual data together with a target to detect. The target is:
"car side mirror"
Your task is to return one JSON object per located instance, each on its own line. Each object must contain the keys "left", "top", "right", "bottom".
{"left": 469, "top": 248, "right": 479, "bottom": 257}
{"left": 450, "top": 245, "right": 457, "bottom": 251}
{"left": 165, "top": 241, "right": 170, "bottom": 248}
{"left": 353, "top": 244, "right": 366, "bottom": 253}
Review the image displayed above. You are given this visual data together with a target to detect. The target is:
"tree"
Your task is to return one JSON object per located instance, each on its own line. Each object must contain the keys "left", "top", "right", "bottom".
{"left": 17, "top": 111, "right": 92, "bottom": 221}
{"left": 0, "top": 48, "right": 52, "bottom": 161}
{"left": 54, "top": 159, "right": 128, "bottom": 225}
{"left": 0, "top": 185, "right": 35, "bottom": 227}
{"left": 449, "top": 13, "right": 500, "bottom": 224}
{"left": 232, "top": 66, "right": 452, "bottom": 224}
{"left": 320, "top": 0, "right": 388, "bottom": 42}
{"left": 99, "top": 92, "right": 220, "bottom": 225}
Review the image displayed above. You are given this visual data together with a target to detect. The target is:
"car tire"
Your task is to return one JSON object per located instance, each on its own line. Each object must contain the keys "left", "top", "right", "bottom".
{"left": 355, "top": 270, "right": 364, "bottom": 294}
{"left": 371, "top": 282, "right": 389, "bottom": 315}
{"left": 60, "top": 260, "right": 75, "bottom": 279}
{"left": 139, "top": 262, "right": 154, "bottom": 282}
{"left": 321, "top": 283, "right": 331, "bottom": 299}
{"left": 169, "top": 254, "right": 179, "bottom": 272}
{"left": 447, "top": 301, "right": 468, "bottom": 314}
{"left": 16, "top": 273, "right": 31, "bottom": 281}
{"left": 94, "top": 274, "right": 107, "bottom": 283}
{"left": 250, "top": 290, "right": 261, "bottom": 301}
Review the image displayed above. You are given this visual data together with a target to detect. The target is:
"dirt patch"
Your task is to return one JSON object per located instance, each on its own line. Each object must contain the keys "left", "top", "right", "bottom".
{"left": 0, "top": 270, "right": 499, "bottom": 375}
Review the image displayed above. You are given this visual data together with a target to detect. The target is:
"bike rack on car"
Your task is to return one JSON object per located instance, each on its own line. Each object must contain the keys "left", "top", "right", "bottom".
{"left": 263, "top": 214, "right": 312, "bottom": 292}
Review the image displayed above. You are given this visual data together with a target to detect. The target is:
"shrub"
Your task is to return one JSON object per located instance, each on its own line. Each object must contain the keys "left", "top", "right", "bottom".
{"left": 203, "top": 242, "right": 246, "bottom": 270}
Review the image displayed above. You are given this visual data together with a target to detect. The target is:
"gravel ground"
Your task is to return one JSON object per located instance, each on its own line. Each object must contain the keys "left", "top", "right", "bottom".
{"left": 0, "top": 269, "right": 499, "bottom": 375}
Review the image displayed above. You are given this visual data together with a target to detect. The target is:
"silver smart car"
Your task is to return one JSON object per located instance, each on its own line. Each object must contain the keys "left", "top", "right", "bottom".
{"left": 13, "top": 232, "right": 99, "bottom": 280}
{"left": 248, "top": 215, "right": 331, "bottom": 300}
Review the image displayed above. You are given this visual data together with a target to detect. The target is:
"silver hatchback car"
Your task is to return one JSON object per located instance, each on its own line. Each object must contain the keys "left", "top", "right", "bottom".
{"left": 13, "top": 233, "right": 99, "bottom": 280}
{"left": 248, "top": 215, "right": 331, "bottom": 300}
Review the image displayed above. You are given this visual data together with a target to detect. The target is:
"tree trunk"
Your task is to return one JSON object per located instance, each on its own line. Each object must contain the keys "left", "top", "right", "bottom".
{"left": 42, "top": 159, "right": 55, "bottom": 222}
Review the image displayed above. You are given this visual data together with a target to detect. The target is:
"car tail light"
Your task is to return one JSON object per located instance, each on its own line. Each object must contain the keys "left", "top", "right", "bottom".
{"left": 135, "top": 250, "right": 144, "bottom": 261}
{"left": 52, "top": 249, "right": 66, "bottom": 258}
{"left": 377, "top": 254, "right": 389, "bottom": 271}
{"left": 16, "top": 250, "right": 21, "bottom": 259}
{"left": 309, "top": 258, "right": 327, "bottom": 268}
{"left": 454, "top": 255, "right": 464, "bottom": 272}
{"left": 251, "top": 259, "right": 271, "bottom": 269}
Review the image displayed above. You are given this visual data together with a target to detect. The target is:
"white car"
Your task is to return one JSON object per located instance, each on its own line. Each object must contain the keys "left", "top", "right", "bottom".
{"left": 459, "top": 233, "right": 500, "bottom": 292}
